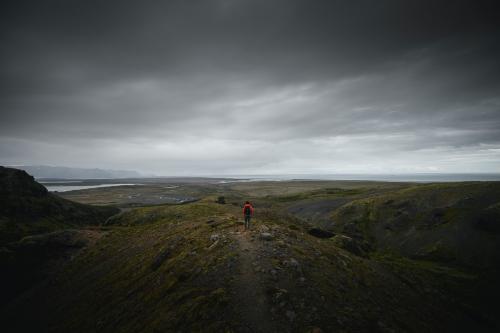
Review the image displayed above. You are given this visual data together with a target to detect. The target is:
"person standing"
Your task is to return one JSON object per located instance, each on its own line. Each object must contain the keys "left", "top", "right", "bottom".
{"left": 242, "top": 201, "right": 254, "bottom": 230}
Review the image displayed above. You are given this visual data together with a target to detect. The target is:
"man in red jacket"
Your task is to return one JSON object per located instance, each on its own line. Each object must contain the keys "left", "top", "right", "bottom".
{"left": 242, "top": 201, "right": 254, "bottom": 230}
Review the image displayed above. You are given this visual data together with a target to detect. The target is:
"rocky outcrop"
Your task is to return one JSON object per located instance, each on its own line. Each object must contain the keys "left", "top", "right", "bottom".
{"left": 331, "top": 234, "right": 368, "bottom": 257}
{"left": 0, "top": 166, "right": 118, "bottom": 245}
{"left": 307, "top": 227, "right": 335, "bottom": 238}
{"left": 0, "top": 166, "right": 48, "bottom": 198}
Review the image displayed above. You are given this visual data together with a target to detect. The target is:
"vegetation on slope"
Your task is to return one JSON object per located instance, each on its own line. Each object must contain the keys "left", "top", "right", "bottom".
{"left": 3, "top": 198, "right": 496, "bottom": 332}
{"left": 0, "top": 166, "right": 119, "bottom": 307}
{"left": 1, "top": 175, "right": 499, "bottom": 332}
{"left": 330, "top": 182, "right": 500, "bottom": 268}
{"left": 0, "top": 166, "right": 119, "bottom": 246}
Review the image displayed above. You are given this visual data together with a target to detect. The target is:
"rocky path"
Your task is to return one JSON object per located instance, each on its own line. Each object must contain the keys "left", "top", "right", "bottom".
{"left": 231, "top": 225, "right": 277, "bottom": 333}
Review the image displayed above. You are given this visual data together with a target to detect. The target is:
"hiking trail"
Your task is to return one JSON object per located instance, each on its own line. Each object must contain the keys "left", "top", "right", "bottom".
{"left": 230, "top": 224, "right": 277, "bottom": 333}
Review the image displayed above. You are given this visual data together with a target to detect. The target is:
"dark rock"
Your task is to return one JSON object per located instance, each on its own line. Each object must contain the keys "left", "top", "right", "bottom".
{"left": 151, "top": 248, "right": 171, "bottom": 271}
{"left": 308, "top": 228, "right": 335, "bottom": 238}
{"left": 0, "top": 166, "right": 48, "bottom": 197}
{"left": 283, "top": 258, "right": 301, "bottom": 272}
{"left": 331, "top": 235, "right": 368, "bottom": 257}
{"left": 0, "top": 166, "right": 119, "bottom": 246}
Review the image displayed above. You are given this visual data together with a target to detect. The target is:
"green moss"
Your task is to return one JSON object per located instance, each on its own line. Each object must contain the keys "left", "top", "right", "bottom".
{"left": 419, "top": 241, "right": 456, "bottom": 262}
{"left": 109, "top": 202, "right": 232, "bottom": 226}
{"left": 371, "top": 250, "right": 475, "bottom": 280}
{"left": 4, "top": 181, "right": 500, "bottom": 332}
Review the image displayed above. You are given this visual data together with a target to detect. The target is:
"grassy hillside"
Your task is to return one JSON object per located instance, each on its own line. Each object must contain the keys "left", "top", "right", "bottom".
{"left": 1, "top": 177, "right": 500, "bottom": 332}
{"left": 0, "top": 166, "right": 119, "bottom": 246}
{"left": 1, "top": 198, "right": 496, "bottom": 332}
{"left": 327, "top": 182, "right": 500, "bottom": 330}
{"left": 330, "top": 182, "right": 500, "bottom": 268}
{"left": 0, "top": 166, "right": 120, "bottom": 306}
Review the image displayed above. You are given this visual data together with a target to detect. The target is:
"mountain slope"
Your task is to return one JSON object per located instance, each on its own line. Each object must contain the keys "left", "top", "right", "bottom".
{"left": 1, "top": 200, "right": 494, "bottom": 332}
{"left": 329, "top": 182, "right": 500, "bottom": 268}
{"left": 0, "top": 166, "right": 120, "bottom": 306}
{"left": 0, "top": 166, "right": 119, "bottom": 245}
{"left": 1, "top": 179, "right": 500, "bottom": 332}
{"left": 328, "top": 182, "right": 500, "bottom": 330}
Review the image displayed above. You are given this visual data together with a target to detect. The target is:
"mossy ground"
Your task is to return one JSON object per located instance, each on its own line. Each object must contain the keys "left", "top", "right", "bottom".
{"left": 331, "top": 182, "right": 500, "bottom": 267}
{"left": 2, "top": 180, "right": 500, "bottom": 332}
{"left": 4, "top": 201, "right": 240, "bottom": 332}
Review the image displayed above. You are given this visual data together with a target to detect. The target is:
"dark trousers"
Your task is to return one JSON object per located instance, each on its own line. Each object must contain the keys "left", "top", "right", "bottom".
{"left": 244, "top": 215, "right": 251, "bottom": 229}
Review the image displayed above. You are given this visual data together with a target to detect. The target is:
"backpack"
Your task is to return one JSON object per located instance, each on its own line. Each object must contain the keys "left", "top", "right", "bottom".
{"left": 244, "top": 206, "right": 251, "bottom": 215}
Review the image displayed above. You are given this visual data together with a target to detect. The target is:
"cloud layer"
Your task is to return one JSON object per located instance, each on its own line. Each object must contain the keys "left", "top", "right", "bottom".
{"left": 1, "top": 0, "right": 500, "bottom": 175}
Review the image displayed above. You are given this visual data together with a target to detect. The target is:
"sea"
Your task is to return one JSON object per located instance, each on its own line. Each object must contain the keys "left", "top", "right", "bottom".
{"left": 38, "top": 173, "right": 500, "bottom": 192}
{"left": 214, "top": 173, "right": 500, "bottom": 183}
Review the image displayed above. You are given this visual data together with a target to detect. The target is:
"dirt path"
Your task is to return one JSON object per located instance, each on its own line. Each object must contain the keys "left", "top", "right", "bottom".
{"left": 231, "top": 225, "right": 277, "bottom": 333}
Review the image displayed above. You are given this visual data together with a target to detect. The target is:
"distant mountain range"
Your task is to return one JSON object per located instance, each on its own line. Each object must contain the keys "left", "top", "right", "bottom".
{"left": 8, "top": 165, "right": 145, "bottom": 179}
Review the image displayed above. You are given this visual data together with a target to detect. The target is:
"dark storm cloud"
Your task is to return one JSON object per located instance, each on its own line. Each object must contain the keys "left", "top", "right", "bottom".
{"left": 3, "top": 1, "right": 499, "bottom": 86}
{"left": 1, "top": 0, "right": 500, "bottom": 174}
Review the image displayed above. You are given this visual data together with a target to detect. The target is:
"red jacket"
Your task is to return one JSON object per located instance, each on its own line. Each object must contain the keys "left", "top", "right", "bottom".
{"left": 243, "top": 204, "right": 254, "bottom": 216}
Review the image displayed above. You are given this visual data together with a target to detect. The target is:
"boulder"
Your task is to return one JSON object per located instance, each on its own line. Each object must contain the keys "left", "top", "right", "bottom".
{"left": 331, "top": 234, "right": 368, "bottom": 257}
{"left": 260, "top": 232, "right": 274, "bottom": 241}
{"left": 283, "top": 258, "right": 301, "bottom": 271}
{"left": 308, "top": 228, "right": 335, "bottom": 239}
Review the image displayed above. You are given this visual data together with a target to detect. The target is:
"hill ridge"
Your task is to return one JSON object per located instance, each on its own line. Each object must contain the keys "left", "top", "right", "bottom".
{"left": 1, "top": 175, "right": 500, "bottom": 332}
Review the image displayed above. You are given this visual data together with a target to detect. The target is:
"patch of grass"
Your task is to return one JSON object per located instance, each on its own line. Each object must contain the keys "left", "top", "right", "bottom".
{"left": 331, "top": 182, "right": 500, "bottom": 268}
{"left": 20, "top": 206, "right": 239, "bottom": 332}
{"left": 371, "top": 250, "right": 475, "bottom": 281}
{"left": 108, "top": 202, "right": 230, "bottom": 226}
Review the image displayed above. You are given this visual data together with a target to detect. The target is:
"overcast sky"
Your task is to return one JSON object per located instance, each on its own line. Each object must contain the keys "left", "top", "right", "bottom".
{"left": 1, "top": 0, "right": 500, "bottom": 175}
